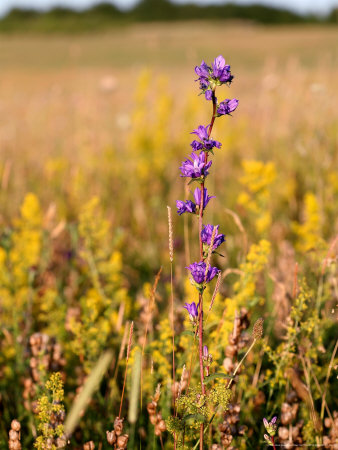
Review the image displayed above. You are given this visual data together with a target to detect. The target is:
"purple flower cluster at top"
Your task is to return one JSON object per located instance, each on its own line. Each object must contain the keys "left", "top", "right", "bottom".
{"left": 190, "top": 125, "right": 221, "bottom": 153}
{"left": 187, "top": 261, "right": 220, "bottom": 285}
{"left": 195, "top": 55, "right": 233, "bottom": 100}
{"left": 179, "top": 152, "right": 212, "bottom": 178}
{"left": 175, "top": 55, "right": 239, "bottom": 292}
{"left": 176, "top": 187, "right": 215, "bottom": 216}
{"left": 201, "top": 224, "right": 225, "bottom": 250}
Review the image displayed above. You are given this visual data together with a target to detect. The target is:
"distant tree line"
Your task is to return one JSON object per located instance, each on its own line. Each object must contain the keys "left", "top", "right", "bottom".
{"left": 0, "top": 0, "right": 337, "bottom": 32}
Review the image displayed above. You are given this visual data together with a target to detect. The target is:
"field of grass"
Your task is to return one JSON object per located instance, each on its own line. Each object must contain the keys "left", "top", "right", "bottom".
{"left": 0, "top": 22, "right": 337, "bottom": 449}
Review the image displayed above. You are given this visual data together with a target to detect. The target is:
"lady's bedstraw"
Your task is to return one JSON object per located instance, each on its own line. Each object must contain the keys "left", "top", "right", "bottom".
{"left": 176, "top": 55, "right": 238, "bottom": 449}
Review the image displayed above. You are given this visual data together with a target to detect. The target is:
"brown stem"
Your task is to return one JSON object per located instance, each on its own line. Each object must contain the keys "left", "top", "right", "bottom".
{"left": 271, "top": 436, "right": 277, "bottom": 450}
{"left": 198, "top": 292, "right": 205, "bottom": 450}
{"left": 198, "top": 294, "right": 205, "bottom": 393}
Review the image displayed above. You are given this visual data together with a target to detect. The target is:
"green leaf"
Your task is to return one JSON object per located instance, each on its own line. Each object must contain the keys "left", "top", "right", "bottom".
{"left": 181, "top": 330, "right": 195, "bottom": 337}
{"left": 204, "top": 373, "right": 232, "bottom": 384}
{"left": 188, "top": 177, "right": 203, "bottom": 185}
{"left": 183, "top": 413, "right": 205, "bottom": 424}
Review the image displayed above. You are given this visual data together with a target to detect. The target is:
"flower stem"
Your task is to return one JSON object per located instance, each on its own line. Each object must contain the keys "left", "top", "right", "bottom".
{"left": 197, "top": 89, "right": 217, "bottom": 450}
{"left": 271, "top": 436, "right": 277, "bottom": 450}
{"left": 198, "top": 292, "right": 205, "bottom": 450}
{"left": 198, "top": 90, "right": 217, "bottom": 261}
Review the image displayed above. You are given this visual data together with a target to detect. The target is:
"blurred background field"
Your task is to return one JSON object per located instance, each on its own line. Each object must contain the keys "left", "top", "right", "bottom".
{"left": 0, "top": 9, "right": 338, "bottom": 449}
{"left": 1, "top": 22, "right": 337, "bottom": 267}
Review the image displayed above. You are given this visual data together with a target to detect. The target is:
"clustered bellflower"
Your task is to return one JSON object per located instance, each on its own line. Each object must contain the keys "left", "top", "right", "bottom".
{"left": 201, "top": 224, "right": 226, "bottom": 250}
{"left": 195, "top": 55, "right": 233, "bottom": 100}
{"left": 177, "top": 55, "right": 238, "bottom": 292}
{"left": 191, "top": 125, "right": 221, "bottom": 152}
{"left": 263, "top": 416, "right": 278, "bottom": 447}
{"left": 175, "top": 55, "right": 238, "bottom": 448}
{"left": 184, "top": 301, "right": 199, "bottom": 325}
{"left": 217, "top": 99, "right": 239, "bottom": 116}
{"left": 179, "top": 152, "right": 212, "bottom": 178}
{"left": 263, "top": 417, "right": 278, "bottom": 437}
{"left": 176, "top": 187, "right": 215, "bottom": 216}
{"left": 187, "top": 261, "right": 219, "bottom": 285}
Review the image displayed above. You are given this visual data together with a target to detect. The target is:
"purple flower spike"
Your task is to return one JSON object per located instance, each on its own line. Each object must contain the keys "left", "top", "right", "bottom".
{"left": 187, "top": 261, "right": 220, "bottom": 285}
{"left": 184, "top": 301, "right": 199, "bottom": 322}
{"left": 263, "top": 417, "right": 278, "bottom": 437}
{"left": 179, "top": 152, "right": 212, "bottom": 179}
{"left": 201, "top": 224, "right": 225, "bottom": 250}
{"left": 203, "top": 345, "right": 209, "bottom": 358}
{"left": 217, "top": 98, "right": 239, "bottom": 116}
{"left": 176, "top": 200, "right": 196, "bottom": 216}
{"left": 193, "top": 187, "right": 215, "bottom": 211}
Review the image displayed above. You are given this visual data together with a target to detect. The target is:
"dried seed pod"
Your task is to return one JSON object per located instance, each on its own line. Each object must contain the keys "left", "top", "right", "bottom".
{"left": 106, "top": 430, "right": 116, "bottom": 445}
{"left": 56, "top": 435, "right": 67, "bottom": 448}
{"left": 281, "top": 402, "right": 299, "bottom": 425}
{"left": 225, "top": 345, "right": 237, "bottom": 358}
{"left": 9, "top": 441, "right": 21, "bottom": 450}
{"left": 278, "top": 427, "right": 289, "bottom": 440}
{"left": 11, "top": 420, "right": 21, "bottom": 432}
{"left": 9, "top": 430, "right": 19, "bottom": 441}
{"left": 117, "top": 434, "right": 129, "bottom": 448}
{"left": 252, "top": 318, "right": 264, "bottom": 339}
{"left": 114, "top": 417, "right": 124, "bottom": 436}
{"left": 146, "top": 401, "right": 157, "bottom": 415}
{"left": 157, "top": 419, "right": 166, "bottom": 433}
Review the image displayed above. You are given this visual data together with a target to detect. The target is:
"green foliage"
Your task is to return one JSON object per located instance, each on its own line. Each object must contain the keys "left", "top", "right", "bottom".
{"left": 167, "top": 384, "right": 232, "bottom": 446}
{"left": 0, "top": 0, "right": 333, "bottom": 33}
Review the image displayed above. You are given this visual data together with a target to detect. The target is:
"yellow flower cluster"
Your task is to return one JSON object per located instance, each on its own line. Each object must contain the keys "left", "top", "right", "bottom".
{"left": 128, "top": 71, "right": 173, "bottom": 182}
{"left": 150, "top": 318, "right": 174, "bottom": 383}
{"left": 0, "top": 193, "right": 43, "bottom": 371}
{"left": 292, "top": 192, "right": 326, "bottom": 254}
{"left": 67, "top": 197, "right": 130, "bottom": 371}
{"left": 210, "top": 240, "right": 271, "bottom": 353}
{"left": 238, "top": 160, "right": 276, "bottom": 235}
{"left": 34, "top": 372, "right": 65, "bottom": 450}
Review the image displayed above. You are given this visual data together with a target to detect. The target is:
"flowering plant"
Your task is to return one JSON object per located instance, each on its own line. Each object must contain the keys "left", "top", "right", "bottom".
{"left": 169, "top": 54, "right": 239, "bottom": 449}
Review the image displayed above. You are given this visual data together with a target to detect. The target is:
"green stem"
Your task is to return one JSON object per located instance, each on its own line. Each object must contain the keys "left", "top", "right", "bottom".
{"left": 192, "top": 413, "right": 216, "bottom": 450}
{"left": 227, "top": 339, "right": 257, "bottom": 388}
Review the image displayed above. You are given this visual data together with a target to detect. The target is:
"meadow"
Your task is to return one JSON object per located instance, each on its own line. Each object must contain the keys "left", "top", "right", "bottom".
{"left": 0, "top": 22, "right": 337, "bottom": 449}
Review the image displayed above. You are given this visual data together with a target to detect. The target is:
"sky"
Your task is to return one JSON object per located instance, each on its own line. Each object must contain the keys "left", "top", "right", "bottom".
{"left": 0, "top": 0, "right": 337, "bottom": 17}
